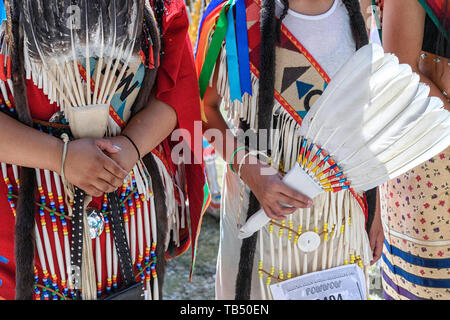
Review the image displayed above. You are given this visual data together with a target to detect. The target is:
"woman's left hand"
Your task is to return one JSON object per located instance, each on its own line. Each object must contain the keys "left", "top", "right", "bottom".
{"left": 103, "top": 136, "right": 140, "bottom": 175}
{"left": 369, "top": 193, "right": 385, "bottom": 265}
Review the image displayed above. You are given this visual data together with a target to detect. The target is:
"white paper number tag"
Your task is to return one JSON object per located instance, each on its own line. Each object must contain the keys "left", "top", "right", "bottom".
{"left": 270, "top": 264, "right": 367, "bottom": 300}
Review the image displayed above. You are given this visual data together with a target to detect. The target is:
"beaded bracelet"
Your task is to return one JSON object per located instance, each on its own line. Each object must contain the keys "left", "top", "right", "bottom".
{"left": 229, "top": 146, "right": 249, "bottom": 174}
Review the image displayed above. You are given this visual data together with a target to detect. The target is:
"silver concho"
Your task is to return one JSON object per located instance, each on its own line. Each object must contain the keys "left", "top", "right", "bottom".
{"left": 86, "top": 207, "right": 105, "bottom": 239}
{"left": 297, "top": 231, "right": 321, "bottom": 253}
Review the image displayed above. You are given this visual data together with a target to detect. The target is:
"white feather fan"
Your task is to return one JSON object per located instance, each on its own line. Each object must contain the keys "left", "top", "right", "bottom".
{"left": 239, "top": 43, "right": 450, "bottom": 239}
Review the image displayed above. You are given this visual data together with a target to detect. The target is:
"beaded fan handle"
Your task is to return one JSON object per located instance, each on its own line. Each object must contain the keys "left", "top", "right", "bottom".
{"left": 297, "top": 138, "right": 351, "bottom": 193}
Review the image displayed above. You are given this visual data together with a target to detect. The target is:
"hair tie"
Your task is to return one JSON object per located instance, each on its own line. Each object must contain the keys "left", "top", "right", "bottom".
{"left": 122, "top": 134, "right": 141, "bottom": 160}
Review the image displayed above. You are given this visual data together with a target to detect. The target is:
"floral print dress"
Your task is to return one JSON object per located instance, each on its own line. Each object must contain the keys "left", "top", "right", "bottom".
{"left": 379, "top": 147, "right": 450, "bottom": 300}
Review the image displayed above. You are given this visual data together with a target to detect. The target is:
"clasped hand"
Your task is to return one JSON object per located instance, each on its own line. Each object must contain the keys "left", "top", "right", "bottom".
{"left": 239, "top": 157, "right": 314, "bottom": 220}
{"left": 62, "top": 136, "right": 139, "bottom": 197}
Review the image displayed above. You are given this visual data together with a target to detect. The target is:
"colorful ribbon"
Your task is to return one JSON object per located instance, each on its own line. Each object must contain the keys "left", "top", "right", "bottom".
{"left": 225, "top": 1, "right": 242, "bottom": 102}
{"left": 198, "top": 0, "right": 252, "bottom": 101}
{"left": 198, "top": 0, "right": 232, "bottom": 99}
{"left": 195, "top": 0, "right": 227, "bottom": 56}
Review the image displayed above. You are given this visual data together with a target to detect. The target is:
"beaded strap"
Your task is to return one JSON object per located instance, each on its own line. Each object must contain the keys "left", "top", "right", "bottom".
{"left": 69, "top": 187, "right": 86, "bottom": 299}
{"left": 70, "top": 189, "right": 143, "bottom": 299}
{"left": 107, "top": 192, "right": 143, "bottom": 290}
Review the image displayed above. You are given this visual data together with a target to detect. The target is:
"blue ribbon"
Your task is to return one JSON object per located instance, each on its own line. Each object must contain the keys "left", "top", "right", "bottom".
{"left": 235, "top": 0, "right": 252, "bottom": 96}
{"left": 0, "top": 2, "right": 6, "bottom": 23}
{"left": 382, "top": 253, "right": 450, "bottom": 288}
{"left": 384, "top": 240, "right": 450, "bottom": 269}
{"left": 225, "top": 2, "right": 242, "bottom": 102}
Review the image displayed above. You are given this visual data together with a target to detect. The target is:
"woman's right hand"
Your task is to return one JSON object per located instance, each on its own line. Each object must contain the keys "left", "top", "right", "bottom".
{"left": 62, "top": 138, "right": 129, "bottom": 197}
{"left": 239, "top": 156, "right": 313, "bottom": 220}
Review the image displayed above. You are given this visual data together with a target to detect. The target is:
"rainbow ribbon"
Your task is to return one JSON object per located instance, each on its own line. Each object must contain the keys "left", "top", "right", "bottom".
{"left": 198, "top": 0, "right": 233, "bottom": 99}
{"left": 195, "top": 0, "right": 226, "bottom": 56}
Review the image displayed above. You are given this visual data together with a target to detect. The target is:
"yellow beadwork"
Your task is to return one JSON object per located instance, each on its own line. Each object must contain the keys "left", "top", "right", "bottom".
{"left": 288, "top": 220, "right": 294, "bottom": 240}
{"left": 279, "top": 221, "right": 285, "bottom": 237}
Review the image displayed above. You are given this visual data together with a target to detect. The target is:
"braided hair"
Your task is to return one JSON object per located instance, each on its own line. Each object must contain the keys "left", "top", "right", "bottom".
{"left": 8, "top": 0, "right": 38, "bottom": 300}
{"left": 341, "top": 0, "right": 369, "bottom": 50}
{"left": 235, "top": 0, "right": 370, "bottom": 300}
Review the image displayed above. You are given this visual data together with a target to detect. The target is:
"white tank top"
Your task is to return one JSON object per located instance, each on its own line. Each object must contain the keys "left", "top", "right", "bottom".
{"left": 275, "top": 0, "right": 356, "bottom": 77}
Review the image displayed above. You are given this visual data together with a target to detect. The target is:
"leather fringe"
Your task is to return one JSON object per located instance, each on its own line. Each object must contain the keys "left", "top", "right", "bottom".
{"left": 142, "top": 153, "right": 167, "bottom": 299}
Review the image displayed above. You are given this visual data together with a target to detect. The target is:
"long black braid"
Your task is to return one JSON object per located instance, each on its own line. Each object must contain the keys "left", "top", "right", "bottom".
{"left": 341, "top": 0, "right": 369, "bottom": 50}
{"left": 8, "top": 0, "right": 38, "bottom": 300}
{"left": 235, "top": 0, "right": 371, "bottom": 300}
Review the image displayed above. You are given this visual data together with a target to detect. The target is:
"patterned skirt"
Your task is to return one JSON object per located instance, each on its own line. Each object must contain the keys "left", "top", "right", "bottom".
{"left": 380, "top": 147, "right": 450, "bottom": 300}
